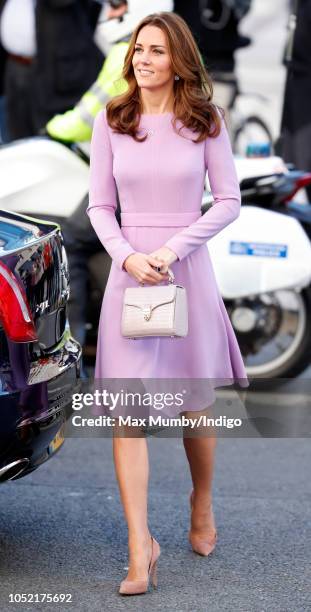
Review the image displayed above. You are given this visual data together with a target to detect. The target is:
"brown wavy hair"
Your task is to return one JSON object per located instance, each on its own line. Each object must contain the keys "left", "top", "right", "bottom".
{"left": 106, "top": 11, "right": 225, "bottom": 143}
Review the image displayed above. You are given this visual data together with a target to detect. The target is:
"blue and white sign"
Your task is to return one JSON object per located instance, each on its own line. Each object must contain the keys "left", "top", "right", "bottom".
{"left": 230, "top": 241, "right": 288, "bottom": 258}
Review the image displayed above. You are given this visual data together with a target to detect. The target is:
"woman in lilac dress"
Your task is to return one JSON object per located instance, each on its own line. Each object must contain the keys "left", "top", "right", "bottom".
{"left": 87, "top": 11, "right": 249, "bottom": 596}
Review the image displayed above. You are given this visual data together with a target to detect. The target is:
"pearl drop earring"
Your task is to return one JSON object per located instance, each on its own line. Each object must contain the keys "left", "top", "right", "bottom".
{"left": 174, "top": 74, "right": 180, "bottom": 81}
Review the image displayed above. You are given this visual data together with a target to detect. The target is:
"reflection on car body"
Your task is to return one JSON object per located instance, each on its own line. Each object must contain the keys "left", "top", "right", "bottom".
{"left": 0, "top": 210, "right": 81, "bottom": 482}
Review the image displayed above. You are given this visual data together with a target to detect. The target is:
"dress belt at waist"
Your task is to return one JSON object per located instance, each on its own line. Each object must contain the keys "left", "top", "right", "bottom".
{"left": 121, "top": 211, "right": 201, "bottom": 227}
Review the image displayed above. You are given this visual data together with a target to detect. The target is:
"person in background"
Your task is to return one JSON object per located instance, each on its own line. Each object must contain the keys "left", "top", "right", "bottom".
{"left": 46, "top": 1, "right": 129, "bottom": 142}
{"left": 279, "top": 0, "right": 311, "bottom": 201}
{"left": 0, "top": 0, "right": 104, "bottom": 140}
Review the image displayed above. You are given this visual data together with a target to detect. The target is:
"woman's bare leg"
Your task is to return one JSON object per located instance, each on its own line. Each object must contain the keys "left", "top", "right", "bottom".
{"left": 182, "top": 409, "right": 217, "bottom": 538}
{"left": 113, "top": 425, "right": 153, "bottom": 581}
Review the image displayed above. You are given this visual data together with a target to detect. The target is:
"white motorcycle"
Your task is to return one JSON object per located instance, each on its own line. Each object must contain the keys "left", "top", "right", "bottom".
{"left": 1, "top": 137, "right": 311, "bottom": 380}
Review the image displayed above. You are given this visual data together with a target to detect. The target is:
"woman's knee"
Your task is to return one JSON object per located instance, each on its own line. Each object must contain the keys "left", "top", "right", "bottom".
{"left": 112, "top": 422, "right": 146, "bottom": 438}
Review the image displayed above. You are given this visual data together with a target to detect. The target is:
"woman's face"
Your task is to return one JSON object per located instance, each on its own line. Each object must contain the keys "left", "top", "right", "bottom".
{"left": 132, "top": 25, "right": 174, "bottom": 91}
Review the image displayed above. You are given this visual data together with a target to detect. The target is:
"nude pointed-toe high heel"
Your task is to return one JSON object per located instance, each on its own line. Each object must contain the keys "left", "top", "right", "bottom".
{"left": 189, "top": 490, "right": 217, "bottom": 557}
{"left": 119, "top": 535, "right": 160, "bottom": 596}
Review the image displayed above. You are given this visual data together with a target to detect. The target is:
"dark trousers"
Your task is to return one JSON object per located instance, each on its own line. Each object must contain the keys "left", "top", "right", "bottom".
{"left": 62, "top": 194, "right": 121, "bottom": 347}
{"left": 280, "top": 70, "right": 311, "bottom": 201}
{"left": 4, "top": 57, "right": 47, "bottom": 140}
{"left": 62, "top": 222, "right": 102, "bottom": 347}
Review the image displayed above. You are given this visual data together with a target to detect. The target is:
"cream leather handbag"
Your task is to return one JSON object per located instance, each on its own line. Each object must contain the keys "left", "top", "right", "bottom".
{"left": 121, "top": 268, "right": 188, "bottom": 339}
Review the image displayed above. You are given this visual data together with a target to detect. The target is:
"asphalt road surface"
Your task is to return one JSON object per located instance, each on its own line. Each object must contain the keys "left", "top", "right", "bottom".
{"left": 1, "top": 426, "right": 310, "bottom": 611}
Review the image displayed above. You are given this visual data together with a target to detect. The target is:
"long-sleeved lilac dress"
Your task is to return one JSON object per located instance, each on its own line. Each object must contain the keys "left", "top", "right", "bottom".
{"left": 87, "top": 109, "right": 249, "bottom": 415}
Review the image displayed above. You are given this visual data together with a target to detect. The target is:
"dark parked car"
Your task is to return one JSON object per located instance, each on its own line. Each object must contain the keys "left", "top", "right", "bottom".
{"left": 0, "top": 210, "right": 81, "bottom": 482}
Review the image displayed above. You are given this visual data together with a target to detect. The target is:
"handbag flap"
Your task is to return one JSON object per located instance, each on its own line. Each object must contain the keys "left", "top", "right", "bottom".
{"left": 124, "top": 285, "right": 177, "bottom": 310}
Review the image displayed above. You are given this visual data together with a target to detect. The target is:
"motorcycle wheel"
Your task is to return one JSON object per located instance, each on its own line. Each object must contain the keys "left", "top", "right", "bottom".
{"left": 233, "top": 115, "right": 273, "bottom": 157}
{"left": 227, "top": 286, "right": 311, "bottom": 385}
